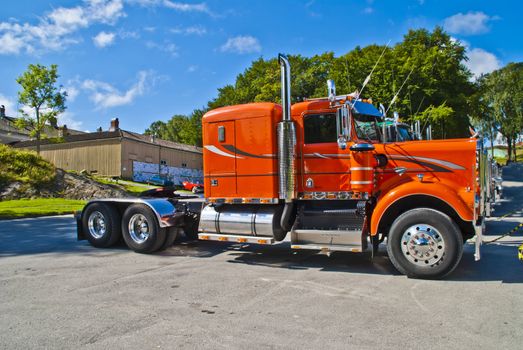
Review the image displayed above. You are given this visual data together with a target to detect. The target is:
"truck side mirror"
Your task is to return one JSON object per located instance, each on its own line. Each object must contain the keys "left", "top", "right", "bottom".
{"left": 336, "top": 105, "right": 351, "bottom": 150}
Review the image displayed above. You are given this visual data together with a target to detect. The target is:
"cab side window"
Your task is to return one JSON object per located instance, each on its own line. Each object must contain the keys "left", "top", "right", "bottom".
{"left": 303, "top": 113, "right": 337, "bottom": 144}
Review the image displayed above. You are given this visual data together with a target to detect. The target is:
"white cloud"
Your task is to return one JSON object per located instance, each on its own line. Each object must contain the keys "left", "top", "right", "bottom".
{"left": 443, "top": 11, "right": 496, "bottom": 35}
{"left": 220, "top": 35, "right": 261, "bottom": 54}
{"left": 363, "top": 7, "right": 374, "bottom": 14}
{"left": 118, "top": 30, "right": 140, "bottom": 39}
{"left": 63, "top": 86, "right": 79, "bottom": 102}
{"left": 129, "top": 0, "right": 214, "bottom": 15}
{"left": 0, "top": 94, "right": 16, "bottom": 115}
{"left": 146, "top": 41, "right": 178, "bottom": 57}
{"left": 163, "top": 1, "right": 210, "bottom": 13}
{"left": 47, "top": 6, "right": 88, "bottom": 29}
{"left": 0, "top": 93, "right": 36, "bottom": 117}
{"left": 465, "top": 47, "right": 501, "bottom": 78}
{"left": 452, "top": 37, "right": 502, "bottom": 79}
{"left": 89, "top": 0, "right": 125, "bottom": 23}
{"left": 93, "top": 31, "right": 116, "bottom": 48}
{"left": 187, "top": 65, "right": 198, "bottom": 73}
{"left": 0, "top": 0, "right": 125, "bottom": 55}
{"left": 170, "top": 25, "right": 207, "bottom": 36}
{"left": 57, "top": 111, "right": 83, "bottom": 130}
{"left": 0, "top": 32, "right": 26, "bottom": 55}
{"left": 82, "top": 71, "right": 152, "bottom": 108}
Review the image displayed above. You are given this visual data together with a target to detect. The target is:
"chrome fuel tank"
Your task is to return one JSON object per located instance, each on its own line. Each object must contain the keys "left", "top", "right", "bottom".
{"left": 198, "top": 204, "right": 284, "bottom": 237}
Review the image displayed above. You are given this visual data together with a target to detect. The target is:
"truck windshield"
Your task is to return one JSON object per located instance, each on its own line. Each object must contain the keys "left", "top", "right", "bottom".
{"left": 354, "top": 114, "right": 381, "bottom": 142}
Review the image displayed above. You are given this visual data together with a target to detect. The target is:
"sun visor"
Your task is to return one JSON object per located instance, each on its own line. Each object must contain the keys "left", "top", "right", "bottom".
{"left": 352, "top": 101, "right": 384, "bottom": 121}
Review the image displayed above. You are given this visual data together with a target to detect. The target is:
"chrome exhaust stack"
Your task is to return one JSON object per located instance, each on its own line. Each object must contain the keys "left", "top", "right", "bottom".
{"left": 277, "top": 54, "right": 296, "bottom": 202}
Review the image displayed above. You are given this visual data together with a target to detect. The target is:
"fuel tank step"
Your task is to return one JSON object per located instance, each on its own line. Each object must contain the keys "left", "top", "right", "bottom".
{"left": 198, "top": 233, "right": 275, "bottom": 245}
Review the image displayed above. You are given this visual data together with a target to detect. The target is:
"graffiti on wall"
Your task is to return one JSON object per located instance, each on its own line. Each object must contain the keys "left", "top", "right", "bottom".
{"left": 132, "top": 161, "right": 203, "bottom": 185}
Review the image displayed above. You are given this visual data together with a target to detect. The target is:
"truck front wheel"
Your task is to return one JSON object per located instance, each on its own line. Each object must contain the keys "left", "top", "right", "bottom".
{"left": 122, "top": 204, "right": 166, "bottom": 253}
{"left": 386, "top": 208, "right": 463, "bottom": 279}
{"left": 82, "top": 203, "right": 121, "bottom": 248}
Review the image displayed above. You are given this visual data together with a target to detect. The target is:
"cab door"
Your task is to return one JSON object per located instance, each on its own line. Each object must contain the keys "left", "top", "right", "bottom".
{"left": 301, "top": 112, "right": 350, "bottom": 192}
{"left": 204, "top": 121, "right": 237, "bottom": 197}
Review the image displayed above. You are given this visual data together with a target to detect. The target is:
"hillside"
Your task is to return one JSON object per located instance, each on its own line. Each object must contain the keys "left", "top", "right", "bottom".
{"left": 0, "top": 144, "right": 129, "bottom": 200}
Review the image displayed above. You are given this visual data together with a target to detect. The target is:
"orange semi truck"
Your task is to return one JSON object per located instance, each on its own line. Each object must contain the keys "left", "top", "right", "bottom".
{"left": 77, "top": 54, "right": 494, "bottom": 279}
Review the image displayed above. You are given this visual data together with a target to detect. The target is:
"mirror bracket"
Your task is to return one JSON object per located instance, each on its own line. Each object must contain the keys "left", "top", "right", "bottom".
{"left": 336, "top": 104, "right": 351, "bottom": 150}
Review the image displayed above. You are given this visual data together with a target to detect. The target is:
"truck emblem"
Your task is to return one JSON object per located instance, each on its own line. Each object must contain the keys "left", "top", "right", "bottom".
{"left": 306, "top": 178, "right": 314, "bottom": 188}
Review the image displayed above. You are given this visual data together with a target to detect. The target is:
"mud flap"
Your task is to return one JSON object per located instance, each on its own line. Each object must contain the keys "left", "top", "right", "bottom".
{"left": 75, "top": 210, "right": 86, "bottom": 241}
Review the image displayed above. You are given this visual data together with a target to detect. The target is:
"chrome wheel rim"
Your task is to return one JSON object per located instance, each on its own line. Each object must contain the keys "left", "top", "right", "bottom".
{"left": 87, "top": 211, "right": 106, "bottom": 239}
{"left": 401, "top": 224, "right": 445, "bottom": 266}
{"left": 128, "top": 214, "right": 150, "bottom": 244}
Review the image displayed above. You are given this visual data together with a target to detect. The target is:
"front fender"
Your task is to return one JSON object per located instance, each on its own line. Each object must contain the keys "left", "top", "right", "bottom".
{"left": 370, "top": 181, "right": 473, "bottom": 235}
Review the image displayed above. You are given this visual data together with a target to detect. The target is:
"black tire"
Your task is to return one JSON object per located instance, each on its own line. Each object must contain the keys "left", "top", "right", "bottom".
{"left": 82, "top": 202, "right": 121, "bottom": 248}
{"left": 386, "top": 208, "right": 463, "bottom": 279}
{"left": 121, "top": 204, "right": 166, "bottom": 253}
{"left": 159, "top": 227, "right": 180, "bottom": 251}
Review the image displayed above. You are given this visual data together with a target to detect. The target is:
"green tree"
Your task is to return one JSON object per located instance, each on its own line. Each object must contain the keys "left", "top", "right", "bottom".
{"left": 144, "top": 109, "right": 205, "bottom": 147}
{"left": 474, "top": 62, "right": 523, "bottom": 162}
{"left": 207, "top": 28, "right": 473, "bottom": 138}
{"left": 147, "top": 27, "right": 480, "bottom": 143}
{"left": 16, "top": 64, "right": 67, "bottom": 154}
{"left": 379, "top": 27, "right": 473, "bottom": 138}
{"left": 144, "top": 120, "right": 167, "bottom": 138}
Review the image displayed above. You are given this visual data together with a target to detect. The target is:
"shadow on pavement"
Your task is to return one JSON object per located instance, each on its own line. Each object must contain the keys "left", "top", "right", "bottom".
{"left": 1, "top": 215, "right": 521, "bottom": 283}
{"left": 222, "top": 239, "right": 523, "bottom": 283}
{"left": 0, "top": 216, "right": 120, "bottom": 257}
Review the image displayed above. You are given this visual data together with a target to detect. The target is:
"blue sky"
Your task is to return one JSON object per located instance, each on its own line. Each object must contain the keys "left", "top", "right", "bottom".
{"left": 0, "top": 0, "right": 521, "bottom": 133}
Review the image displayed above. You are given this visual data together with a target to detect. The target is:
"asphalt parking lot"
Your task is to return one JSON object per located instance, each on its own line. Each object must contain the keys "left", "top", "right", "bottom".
{"left": 1, "top": 165, "right": 523, "bottom": 349}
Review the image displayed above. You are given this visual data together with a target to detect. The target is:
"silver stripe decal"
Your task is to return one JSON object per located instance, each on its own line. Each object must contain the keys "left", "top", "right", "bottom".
{"left": 204, "top": 145, "right": 243, "bottom": 159}
{"left": 304, "top": 153, "right": 350, "bottom": 159}
{"left": 350, "top": 181, "right": 373, "bottom": 184}
{"left": 323, "top": 154, "right": 350, "bottom": 157}
{"left": 389, "top": 155, "right": 465, "bottom": 170}
{"left": 314, "top": 152, "right": 330, "bottom": 159}
{"left": 350, "top": 167, "right": 373, "bottom": 171}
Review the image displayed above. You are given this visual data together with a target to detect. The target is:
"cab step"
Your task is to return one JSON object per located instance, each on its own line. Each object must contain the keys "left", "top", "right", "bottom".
{"left": 290, "top": 229, "right": 365, "bottom": 252}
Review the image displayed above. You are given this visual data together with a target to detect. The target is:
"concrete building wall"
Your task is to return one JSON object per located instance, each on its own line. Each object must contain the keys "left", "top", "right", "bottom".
{"left": 21, "top": 139, "right": 122, "bottom": 176}
{"left": 120, "top": 139, "right": 202, "bottom": 179}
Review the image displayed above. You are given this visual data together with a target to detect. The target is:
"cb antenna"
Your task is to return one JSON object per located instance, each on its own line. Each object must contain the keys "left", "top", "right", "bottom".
{"left": 385, "top": 65, "right": 415, "bottom": 115}
{"left": 351, "top": 39, "right": 391, "bottom": 107}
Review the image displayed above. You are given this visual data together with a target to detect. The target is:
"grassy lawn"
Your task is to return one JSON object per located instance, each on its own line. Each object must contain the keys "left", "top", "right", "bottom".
{"left": 93, "top": 177, "right": 160, "bottom": 196}
{"left": 492, "top": 146, "right": 523, "bottom": 166}
{"left": 0, "top": 198, "right": 86, "bottom": 219}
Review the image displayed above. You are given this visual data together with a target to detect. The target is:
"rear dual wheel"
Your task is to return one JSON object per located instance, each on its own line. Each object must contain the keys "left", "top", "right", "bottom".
{"left": 83, "top": 203, "right": 121, "bottom": 248}
{"left": 386, "top": 208, "right": 463, "bottom": 279}
{"left": 121, "top": 204, "right": 178, "bottom": 253}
